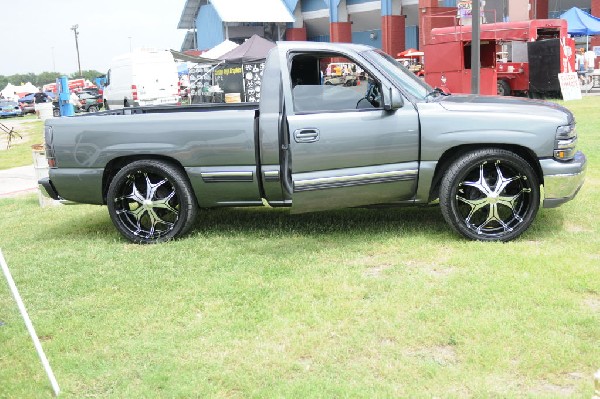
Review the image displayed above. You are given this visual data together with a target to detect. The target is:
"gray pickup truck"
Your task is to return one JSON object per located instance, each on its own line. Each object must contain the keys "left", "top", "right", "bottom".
{"left": 40, "top": 42, "right": 586, "bottom": 244}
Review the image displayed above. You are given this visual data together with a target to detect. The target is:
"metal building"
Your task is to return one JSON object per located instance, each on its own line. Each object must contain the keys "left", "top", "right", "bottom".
{"left": 177, "top": 0, "right": 598, "bottom": 59}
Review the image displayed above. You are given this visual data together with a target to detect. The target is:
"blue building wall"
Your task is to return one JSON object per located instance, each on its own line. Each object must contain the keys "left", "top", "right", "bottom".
{"left": 405, "top": 26, "right": 419, "bottom": 50}
{"left": 283, "top": 0, "right": 299, "bottom": 11}
{"left": 352, "top": 30, "right": 382, "bottom": 48}
{"left": 347, "top": 0, "right": 376, "bottom": 4}
{"left": 196, "top": 4, "right": 224, "bottom": 50}
{"left": 302, "top": 0, "right": 327, "bottom": 12}
{"left": 308, "top": 34, "right": 331, "bottom": 42}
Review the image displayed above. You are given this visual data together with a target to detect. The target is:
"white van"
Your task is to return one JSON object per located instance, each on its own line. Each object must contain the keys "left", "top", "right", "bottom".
{"left": 103, "top": 49, "right": 180, "bottom": 109}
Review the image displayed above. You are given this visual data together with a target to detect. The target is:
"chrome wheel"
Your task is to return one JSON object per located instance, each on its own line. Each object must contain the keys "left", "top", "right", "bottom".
{"left": 107, "top": 160, "right": 198, "bottom": 243}
{"left": 440, "top": 149, "right": 539, "bottom": 241}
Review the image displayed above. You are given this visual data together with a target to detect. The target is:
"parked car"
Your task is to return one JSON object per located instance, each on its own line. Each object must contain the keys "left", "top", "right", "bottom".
{"left": 0, "top": 101, "right": 23, "bottom": 118}
{"left": 17, "top": 93, "right": 35, "bottom": 114}
{"left": 18, "top": 92, "right": 56, "bottom": 114}
{"left": 79, "top": 87, "right": 101, "bottom": 97}
{"left": 77, "top": 91, "right": 103, "bottom": 112}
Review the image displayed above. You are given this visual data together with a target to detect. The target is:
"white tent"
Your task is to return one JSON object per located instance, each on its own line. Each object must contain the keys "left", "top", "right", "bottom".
{"left": 202, "top": 40, "right": 239, "bottom": 60}
{"left": 4, "top": 82, "right": 39, "bottom": 98}
{"left": 0, "top": 83, "right": 18, "bottom": 99}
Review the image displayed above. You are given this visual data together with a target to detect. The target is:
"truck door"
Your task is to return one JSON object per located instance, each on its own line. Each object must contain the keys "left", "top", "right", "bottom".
{"left": 281, "top": 50, "right": 420, "bottom": 213}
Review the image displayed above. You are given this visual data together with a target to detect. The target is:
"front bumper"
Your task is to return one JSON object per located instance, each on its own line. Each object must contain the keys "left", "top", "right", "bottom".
{"left": 541, "top": 151, "right": 587, "bottom": 208}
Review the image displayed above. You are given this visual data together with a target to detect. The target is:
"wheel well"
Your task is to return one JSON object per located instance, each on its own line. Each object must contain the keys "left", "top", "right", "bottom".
{"left": 427, "top": 144, "right": 543, "bottom": 202}
{"left": 101, "top": 155, "right": 186, "bottom": 203}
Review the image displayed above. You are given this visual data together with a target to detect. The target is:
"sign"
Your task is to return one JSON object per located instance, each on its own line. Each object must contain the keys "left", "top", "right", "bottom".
{"left": 214, "top": 64, "right": 244, "bottom": 95}
{"left": 558, "top": 72, "right": 582, "bottom": 101}
{"left": 242, "top": 62, "right": 265, "bottom": 103}
{"left": 594, "top": 46, "right": 600, "bottom": 57}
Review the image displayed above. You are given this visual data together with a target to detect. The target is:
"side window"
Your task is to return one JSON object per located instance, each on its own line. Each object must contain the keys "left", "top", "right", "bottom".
{"left": 290, "top": 54, "right": 381, "bottom": 113}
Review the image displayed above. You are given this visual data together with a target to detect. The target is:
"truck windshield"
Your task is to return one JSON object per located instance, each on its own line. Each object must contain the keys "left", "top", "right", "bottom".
{"left": 362, "top": 49, "right": 432, "bottom": 101}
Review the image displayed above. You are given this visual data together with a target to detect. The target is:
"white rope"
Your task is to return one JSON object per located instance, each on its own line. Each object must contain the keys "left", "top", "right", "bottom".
{"left": 0, "top": 249, "right": 60, "bottom": 396}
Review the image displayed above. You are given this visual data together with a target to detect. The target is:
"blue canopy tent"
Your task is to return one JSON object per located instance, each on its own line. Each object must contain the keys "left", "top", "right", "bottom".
{"left": 560, "top": 7, "right": 600, "bottom": 49}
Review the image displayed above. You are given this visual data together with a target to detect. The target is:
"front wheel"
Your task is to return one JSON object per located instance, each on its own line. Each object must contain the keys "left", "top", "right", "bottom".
{"left": 107, "top": 160, "right": 198, "bottom": 244}
{"left": 88, "top": 105, "right": 98, "bottom": 113}
{"left": 439, "top": 149, "right": 540, "bottom": 242}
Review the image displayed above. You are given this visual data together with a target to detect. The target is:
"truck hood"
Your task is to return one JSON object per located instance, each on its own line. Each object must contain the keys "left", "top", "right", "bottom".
{"left": 437, "top": 94, "right": 574, "bottom": 124}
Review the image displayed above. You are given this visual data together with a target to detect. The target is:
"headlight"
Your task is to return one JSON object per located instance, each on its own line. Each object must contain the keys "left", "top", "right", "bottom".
{"left": 554, "top": 124, "right": 577, "bottom": 161}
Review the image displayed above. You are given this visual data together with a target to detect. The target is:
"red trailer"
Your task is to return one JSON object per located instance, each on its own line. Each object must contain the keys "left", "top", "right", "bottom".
{"left": 42, "top": 78, "right": 93, "bottom": 93}
{"left": 423, "top": 19, "right": 575, "bottom": 97}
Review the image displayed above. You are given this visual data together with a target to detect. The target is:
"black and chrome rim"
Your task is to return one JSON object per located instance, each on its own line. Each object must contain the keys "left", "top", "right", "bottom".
{"left": 455, "top": 160, "right": 533, "bottom": 238}
{"left": 113, "top": 170, "right": 180, "bottom": 240}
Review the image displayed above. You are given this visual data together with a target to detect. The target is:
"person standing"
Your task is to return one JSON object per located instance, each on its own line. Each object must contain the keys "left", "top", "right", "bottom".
{"left": 33, "top": 88, "right": 51, "bottom": 119}
{"left": 584, "top": 49, "right": 596, "bottom": 72}
{"left": 69, "top": 91, "right": 82, "bottom": 111}
{"left": 576, "top": 48, "right": 586, "bottom": 83}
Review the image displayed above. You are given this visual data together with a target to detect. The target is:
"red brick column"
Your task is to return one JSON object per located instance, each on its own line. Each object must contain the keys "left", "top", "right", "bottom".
{"left": 592, "top": 0, "right": 600, "bottom": 67}
{"left": 286, "top": 27, "right": 307, "bottom": 41}
{"left": 330, "top": 22, "right": 352, "bottom": 43}
{"left": 535, "top": 0, "right": 548, "bottom": 19}
{"left": 382, "top": 15, "right": 406, "bottom": 57}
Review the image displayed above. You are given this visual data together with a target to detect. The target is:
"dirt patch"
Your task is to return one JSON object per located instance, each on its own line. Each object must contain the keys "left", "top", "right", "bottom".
{"left": 406, "top": 345, "right": 458, "bottom": 366}
{"left": 529, "top": 381, "right": 576, "bottom": 396}
{"left": 404, "top": 258, "right": 455, "bottom": 278}
{"left": 583, "top": 295, "right": 600, "bottom": 312}
{"left": 563, "top": 221, "right": 593, "bottom": 233}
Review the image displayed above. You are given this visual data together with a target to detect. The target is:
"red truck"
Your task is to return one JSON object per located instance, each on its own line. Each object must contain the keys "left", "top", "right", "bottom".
{"left": 424, "top": 19, "right": 575, "bottom": 97}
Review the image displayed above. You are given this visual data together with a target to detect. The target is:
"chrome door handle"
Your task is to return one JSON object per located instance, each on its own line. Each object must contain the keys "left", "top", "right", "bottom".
{"left": 293, "top": 128, "right": 320, "bottom": 143}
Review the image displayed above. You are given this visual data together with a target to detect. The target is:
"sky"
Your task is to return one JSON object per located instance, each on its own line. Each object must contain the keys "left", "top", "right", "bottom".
{"left": 0, "top": 0, "right": 188, "bottom": 76}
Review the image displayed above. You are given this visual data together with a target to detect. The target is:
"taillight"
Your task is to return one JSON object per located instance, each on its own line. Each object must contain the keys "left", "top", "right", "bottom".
{"left": 44, "top": 126, "right": 57, "bottom": 167}
{"left": 132, "top": 85, "right": 138, "bottom": 101}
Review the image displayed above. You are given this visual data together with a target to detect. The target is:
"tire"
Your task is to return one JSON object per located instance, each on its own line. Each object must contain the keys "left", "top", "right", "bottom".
{"left": 107, "top": 160, "right": 198, "bottom": 244}
{"left": 88, "top": 105, "right": 98, "bottom": 113}
{"left": 439, "top": 149, "right": 540, "bottom": 242}
{"left": 53, "top": 109, "right": 60, "bottom": 117}
{"left": 124, "top": 99, "right": 130, "bottom": 108}
{"left": 104, "top": 101, "right": 109, "bottom": 111}
{"left": 497, "top": 80, "right": 511, "bottom": 96}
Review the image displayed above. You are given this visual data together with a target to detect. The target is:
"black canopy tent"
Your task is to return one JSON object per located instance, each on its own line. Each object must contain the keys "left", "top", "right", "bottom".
{"left": 214, "top": 35, "right": 276, "bottom": 102}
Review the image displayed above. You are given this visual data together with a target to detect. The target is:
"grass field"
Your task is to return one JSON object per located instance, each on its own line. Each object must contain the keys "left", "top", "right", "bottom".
{"left": 0, "top": 116, "right": 43, "bottom": 170}
{"left": 0, "top": 98, "right": 598, "bottom": 398}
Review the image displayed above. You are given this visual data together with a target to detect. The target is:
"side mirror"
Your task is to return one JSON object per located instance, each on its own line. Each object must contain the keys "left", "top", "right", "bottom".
{"left": 383, "top": 87, "right": 403, "bottom": 111}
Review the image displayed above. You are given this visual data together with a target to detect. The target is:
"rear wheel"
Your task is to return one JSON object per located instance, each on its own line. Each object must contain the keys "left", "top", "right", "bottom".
{"left": 497, "top": 80, "right": 511, "bottom": 96}
{"left": 107, "top": 160, "right": 198, "bottom": 244}
{"left": 439, "top": 149, "right": 540, "bottom": 242}
{"left": 104, "top": 101, "right": 109, "bottom": 110}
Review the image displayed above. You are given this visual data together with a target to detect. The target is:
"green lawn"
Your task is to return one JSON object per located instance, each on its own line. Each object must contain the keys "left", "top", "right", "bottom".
{"left": 0, "top": 98, "right": 599, "bottom": 398}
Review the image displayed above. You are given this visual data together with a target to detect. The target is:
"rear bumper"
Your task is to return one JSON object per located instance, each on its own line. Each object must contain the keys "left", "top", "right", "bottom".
{"left": 38, "top": 177, "right": 61, "bottom": 201}
{"left": 541, "top": 151, "right": 587, "bottom": 208}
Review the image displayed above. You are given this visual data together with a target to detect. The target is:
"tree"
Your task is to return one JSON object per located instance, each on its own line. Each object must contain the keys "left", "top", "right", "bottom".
{"left": 69, "top": 70, "right": 104, "bottom": 82}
